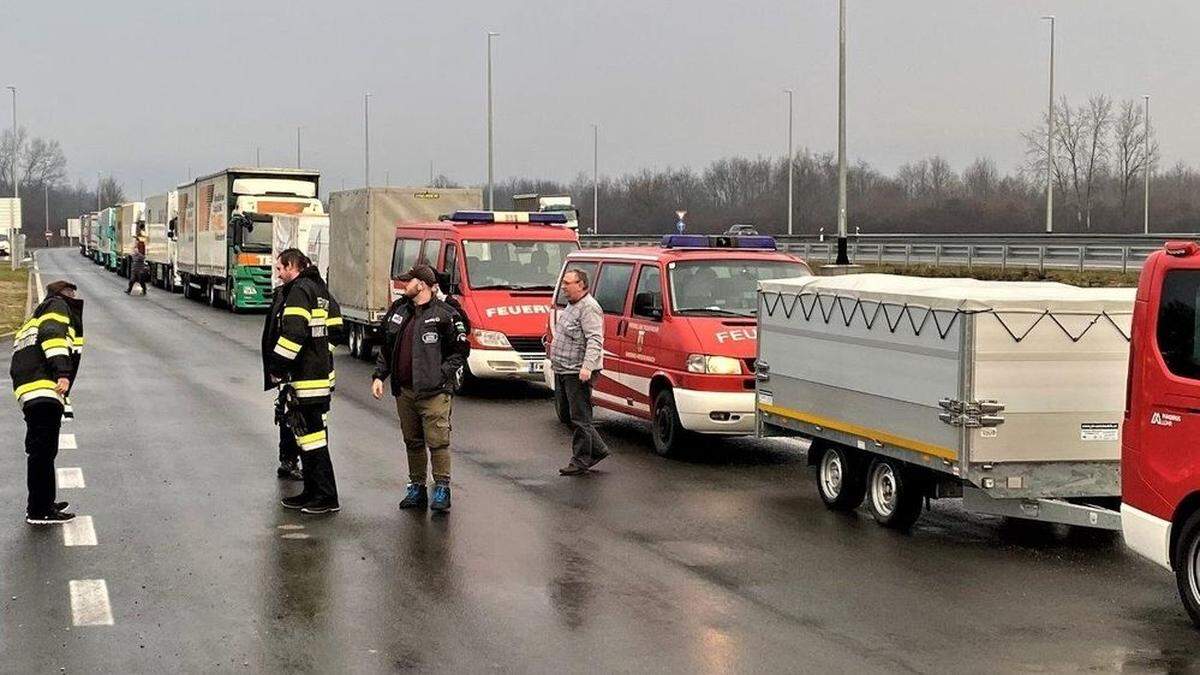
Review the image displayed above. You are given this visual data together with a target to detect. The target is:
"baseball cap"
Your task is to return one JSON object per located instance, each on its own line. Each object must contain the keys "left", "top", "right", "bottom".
{"left": 397, "top": 264, "right": 438, "bottom": 286}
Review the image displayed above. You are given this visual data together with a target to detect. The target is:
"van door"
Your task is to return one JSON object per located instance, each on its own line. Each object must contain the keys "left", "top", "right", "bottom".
{"left": 1142, "top": 267, "right": 1200, "bottom": 496}
{"left": 621, "top": 263, "right": 666, "bottom": 412}
{"left": 590, "top": 262, "right": 638, "bottom": 414}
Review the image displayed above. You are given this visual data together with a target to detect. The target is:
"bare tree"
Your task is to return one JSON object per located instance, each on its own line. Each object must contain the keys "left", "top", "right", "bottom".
{"left": 22, "top": 137, "right": 67, "bottom": 187}
{"left": 98, "top": 176, "right": 125, "bottom": 209}
{"left": 963, "top": 157, "right": 999, "bottom": 201}
{"left": 1081, "top": 95, "right": 1113, "bottom": 229}
{"left": 1112, "top": 98, "right": 1159, "bottom": 227}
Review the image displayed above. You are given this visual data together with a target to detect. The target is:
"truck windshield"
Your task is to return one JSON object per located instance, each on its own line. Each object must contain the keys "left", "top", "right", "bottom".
{"left": 463, "top": 240, "right": 578, "bottom": 290}
{"left": 669, "top": 259, "right": 809, "bottom": 317}
{"left": 239, "top": 219, "right": 274, "bottom": 251}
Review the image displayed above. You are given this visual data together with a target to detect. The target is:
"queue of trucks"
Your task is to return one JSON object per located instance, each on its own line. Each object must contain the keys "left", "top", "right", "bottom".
{"left": 70, "top": 163, "right": 1200, "bottom": 625}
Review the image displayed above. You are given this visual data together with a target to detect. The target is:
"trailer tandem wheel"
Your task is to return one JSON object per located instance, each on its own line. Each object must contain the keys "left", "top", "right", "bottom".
{"left": 866, "top": 458, "right": 923, "bottom": 531}
{"left": 814, "top": 443, "right": 867, "bottom": 511}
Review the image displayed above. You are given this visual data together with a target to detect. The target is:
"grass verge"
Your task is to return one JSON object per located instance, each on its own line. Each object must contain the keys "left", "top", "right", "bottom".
{"left": 846, "top": 263, "right": 1139, "bottom": 288}
{"left": 0, "top": 266, "right": 30, "bottom": 335}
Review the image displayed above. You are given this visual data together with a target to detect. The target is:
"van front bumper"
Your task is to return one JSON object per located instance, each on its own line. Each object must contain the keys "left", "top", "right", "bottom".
{"left": 674, "top": 389, "right": 756, "bottom": 434}
{"left": 468, "top": 350, "right": 547, "bottom": 381}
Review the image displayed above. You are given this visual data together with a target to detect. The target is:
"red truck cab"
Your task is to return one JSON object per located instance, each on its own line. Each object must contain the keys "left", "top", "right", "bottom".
{"left": 1123, "top": 240, "right": 1200, "bottom": 626}
{"left": 390, "top": 211, "right": 580, "bottom": 384}
{"left": 546, "top": 234, "right": 810, "bottom": 455}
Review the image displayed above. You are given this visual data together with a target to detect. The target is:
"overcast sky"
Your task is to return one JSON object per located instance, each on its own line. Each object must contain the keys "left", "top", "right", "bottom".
{"left": 1, "top": 1, "right": 1195, "bottom": 198}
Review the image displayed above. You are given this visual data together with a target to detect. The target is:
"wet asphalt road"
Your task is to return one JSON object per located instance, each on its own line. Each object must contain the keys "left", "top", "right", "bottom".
{"left": 1, "top": 248, "right": 1198, "bottom": 673}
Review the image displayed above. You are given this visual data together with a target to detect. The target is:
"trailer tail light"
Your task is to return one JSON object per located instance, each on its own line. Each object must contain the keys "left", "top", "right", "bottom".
{"left": 1164, "top": 241, "right": 1199, "bottom": 257}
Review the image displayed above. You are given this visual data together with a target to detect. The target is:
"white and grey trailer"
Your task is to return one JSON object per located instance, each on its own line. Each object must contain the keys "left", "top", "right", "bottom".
{"left": 755, "top": 274, "right": 1134, "bottom": 531}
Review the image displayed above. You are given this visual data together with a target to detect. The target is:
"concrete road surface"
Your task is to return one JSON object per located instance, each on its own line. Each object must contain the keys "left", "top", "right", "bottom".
{"left": 1, "top": 248, "right": 1196, "bottom": 673}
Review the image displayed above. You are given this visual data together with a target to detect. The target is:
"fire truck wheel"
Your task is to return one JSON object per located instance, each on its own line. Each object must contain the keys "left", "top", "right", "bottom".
{"left": 866, "top": 458, "right": 923, "bottom": 531}
{"left": 1173, "top": 509, "right": 1200, "bottom": 627}
{"left": 652, "top": 388, "right": 692, "bottom": 457}
{"left": 814, "top": 443, "right": 867, "bottom": 511}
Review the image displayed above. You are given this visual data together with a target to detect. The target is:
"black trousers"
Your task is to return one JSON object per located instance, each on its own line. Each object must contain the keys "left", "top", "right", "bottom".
{"left": 555, "top": 373, "right": 609, "bottom": 469}
{"left": 23, "top": 400, "right": 63, "bottom": 517}
{"left": 279, "top": 402, "right": 338, "bottom": 501}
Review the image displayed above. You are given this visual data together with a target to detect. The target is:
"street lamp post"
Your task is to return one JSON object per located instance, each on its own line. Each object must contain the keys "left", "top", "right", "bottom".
{"left": 834, "top": 0, "right": 850, "bottom": 264}
{"left": 296, "top": 126, "right": 302, "bottom": 168}
{"left": 592, "top": 123, "right": 599, "bottom": 234}
{"left": 1041, "top": 15, "right": 1055, "bottom": 233}
{"left": 486, "top": 31, "right": 499, "bottom": 209}
{"left": 1144, "top": 94, "right": 1151, "bottom": 234}
{"left": 784, "top": 88, "right": 794, "bottom": 236}
{"left": 364, "top": 93, "right": 371, "bottom": 188}
{"left": 7, "top": 86, "right": 17, "bottom": 201}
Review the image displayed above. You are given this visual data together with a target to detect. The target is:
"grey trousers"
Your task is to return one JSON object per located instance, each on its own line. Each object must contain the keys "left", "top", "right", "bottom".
{"left": 556, "top": 373, "right": 608, "bottom": 468}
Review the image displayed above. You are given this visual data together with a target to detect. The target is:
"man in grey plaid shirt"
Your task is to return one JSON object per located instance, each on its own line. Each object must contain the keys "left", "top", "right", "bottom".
{"left": 551, "top": 267, "right": 610, "bottom": 475}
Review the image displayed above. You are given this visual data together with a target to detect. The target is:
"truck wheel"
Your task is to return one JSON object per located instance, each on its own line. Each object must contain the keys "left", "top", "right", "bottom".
{"left": 207, "top": 283, "right": 219, "bottom": 308}
{"left": 1173, "top": 510, "right": 1200, "bottom": 627}
{"left": 814, "top": 444, "right": 867, "bottom": 511}
{"left": 182, "top": 277, "right": 193, "bottom": 300}
{"left": 866, "top": 458, "right": 923, "bottom": 531}
{"left": 358, "top": 331, "right": 374, "bottom": 361}
{"left": 226, "top": 278, "right": 240, "bottom": 313}
{"left": 554, "top": 384, "right": 571, "bottom": 425}
{"left": 652, "top": 388, "right": 692, "bottom": 457}
{"left": 347, "top": 325, "right": 361, "bottom": 358}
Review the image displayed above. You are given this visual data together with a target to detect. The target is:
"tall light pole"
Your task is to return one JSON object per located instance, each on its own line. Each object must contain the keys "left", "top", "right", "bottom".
{"left": 592, "top": 123, "right": 599, "bottom": 234}
{"left": 1144, "top": 94, "right": 1151, "bottom": 234}
{"left": 296, "top": 126, "right": 302, "bottom": 168}
{"left": 486, "top": 31, "right": 499, "bottom": 209}
{"left": 364, "top": 93, "right": 371, "bottom": 188}
{"left": 835, "top": 0, "right": 849, "bottom": 264}
{"left": 96, "top": 172, "right": 101, "bottom": 211}
{"left": 7, "top": 86, "right": 17, "bottom": 201}
{"left": 784, "top": 88, "right": 794, "bottom": 236}
{"left": 1041, "top": 15, "right": 1055, "bottom": 233}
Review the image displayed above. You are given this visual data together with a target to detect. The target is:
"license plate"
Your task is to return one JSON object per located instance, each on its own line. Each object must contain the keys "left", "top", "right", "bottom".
{"left": 528, "top": 361, "right": 545, "bottom": 374}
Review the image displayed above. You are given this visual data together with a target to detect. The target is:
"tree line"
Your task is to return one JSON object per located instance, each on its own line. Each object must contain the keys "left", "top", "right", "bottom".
{"left": 4, "top": 90, "right": 1197, "bottom": 247}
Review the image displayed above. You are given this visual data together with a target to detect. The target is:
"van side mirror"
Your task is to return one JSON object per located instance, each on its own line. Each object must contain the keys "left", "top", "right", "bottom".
{"left": 634, "top": 292, "right": 663, "bottom": 319}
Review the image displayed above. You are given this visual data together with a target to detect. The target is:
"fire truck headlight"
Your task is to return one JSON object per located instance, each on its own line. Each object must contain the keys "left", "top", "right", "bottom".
{"left": 473, "top": 329, "right": 512, "bottom": 349}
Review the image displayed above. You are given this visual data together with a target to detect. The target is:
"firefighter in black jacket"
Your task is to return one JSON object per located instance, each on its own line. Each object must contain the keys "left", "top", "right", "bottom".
{"left": 371, "top": 264, "right": 469, "bottom": 512}
{"left": 11, "top": 280, "right": 84, "bottom": 525}
{"left": 262, "top": 249, "right": 344, "bottom": 514}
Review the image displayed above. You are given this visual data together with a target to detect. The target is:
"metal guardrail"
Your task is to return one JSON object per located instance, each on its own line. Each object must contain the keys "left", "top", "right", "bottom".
{"left": 579, "top": 233, "right": 1183, "bottom": 272}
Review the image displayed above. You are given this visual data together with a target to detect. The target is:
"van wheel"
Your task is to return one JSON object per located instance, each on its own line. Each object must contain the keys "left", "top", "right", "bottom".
{"left": 554, "top": 384, "right": 571, "bottom": 425}
{"left": 814, "top": 443, "right": 867, "bottom": 511}
{"left": 1173, "top": 510, "right": 1200, "bottom": 627}
{"left": 866, "top": 458, "right": 923, "bottom": 531}
{"left": 652, "top": 388, "right": 691, "bottom": 457}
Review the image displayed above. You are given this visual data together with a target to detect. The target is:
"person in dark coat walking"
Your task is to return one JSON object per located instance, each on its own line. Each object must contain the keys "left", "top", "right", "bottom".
{"left": 126, "top": 245, "right": 149, "bottom": 295}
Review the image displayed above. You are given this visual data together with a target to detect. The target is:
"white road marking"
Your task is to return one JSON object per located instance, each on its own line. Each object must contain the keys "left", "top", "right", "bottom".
{"left": 69, "top": 579, "right": 113, "bottom": 626}
{"left": 62, "top": 515, "right": 97, "bottom": 546}
{"left": 276, "top": 524, "right": 304, "bottom": 530}
{"left": 59, "top": 433, "right": 77, "bottom": 450}
{"left": 280, "top": 533, "right": 311, "bottom": 540}
{"left": 57, "top": 467, "right": 85, "bottom": 489}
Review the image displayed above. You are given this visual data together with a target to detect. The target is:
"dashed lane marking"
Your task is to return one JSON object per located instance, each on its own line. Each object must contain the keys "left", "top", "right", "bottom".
{"left": 276, "top": 524, "right": 304, "bottom": 530}
{"left": 62, "top": 515, "right": 97, "bottom": 547}
{"left": 59, "top": 433, "right": 77, "bottom": 450}
{"left": 280, "top": 533, "right": 311, "bottom": 540}
{"left": 69, "top": 579, "right": 113, "bottom": 626}
{"left": 57, "top": 467, "right": 85, "bottom": 488}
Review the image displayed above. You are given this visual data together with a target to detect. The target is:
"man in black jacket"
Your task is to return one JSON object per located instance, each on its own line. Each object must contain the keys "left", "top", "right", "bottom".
{"left": 11, "top": 280, "right": 84, "bottom": 525}
{"left": 262, "top": 249, "right": 344, "bottom": 514}
{"left": 371, "top": 264, "right": 469, "bottom": 512}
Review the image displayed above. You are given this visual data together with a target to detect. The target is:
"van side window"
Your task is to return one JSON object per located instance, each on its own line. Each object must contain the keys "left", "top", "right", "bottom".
{"left": 555, "top": 261, "right": 598, "bottom": 307}
{"left": 594, "top": 263, "right": 635, "bottom": 315}
{"left": 390, "top": 238, "right": 422, "bottom": 278}
{"left": 632, "top": 265, "right": 663, "bottom": 319}
{"left": 442, "top": 243, "right": 458, "bottom": 282}
{"left": 1157, "top": 270, "right": 1200, "bottom": 379}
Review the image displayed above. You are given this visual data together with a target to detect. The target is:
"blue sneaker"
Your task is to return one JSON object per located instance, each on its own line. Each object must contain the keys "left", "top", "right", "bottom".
{"left": 398, "top": 483, "right": 427, "bottom": 510}
{"left": 430, "top": 483, "right": 451, "bottom": 512}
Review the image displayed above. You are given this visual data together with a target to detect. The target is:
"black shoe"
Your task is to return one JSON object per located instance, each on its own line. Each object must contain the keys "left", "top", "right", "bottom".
{"left": 280, "top": 493, "right": 311, "bottom": 510}
{"left": 430, "top": 483, "right": 451, "bottom": 512}
{"left": 300, "top": 498, "right": 340, "bottom": 515}
{"left": 27, "top": 511, "right": 76, "bottom": 525}
{"left": 398, "top": 483, "right": 428, "bottom": 509}
{"left": 54, "top": 501, "right": 69, "bottom": 512}
{"left": 276, "top": 460, "right": 302, "bottom": 481}
{"left": 559, "top": 463, "right": 588, "bottom": 476}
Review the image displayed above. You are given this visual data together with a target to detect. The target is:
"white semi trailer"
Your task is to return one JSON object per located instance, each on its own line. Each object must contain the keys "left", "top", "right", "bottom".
{"left": 176, "top": 167, "right": 322, "bottom": 311}
{"left": 755, "top": 274, "right": 1133, "bottom": 532}
{"left": 145, "top": 192, "right": 180, "bottom": 291}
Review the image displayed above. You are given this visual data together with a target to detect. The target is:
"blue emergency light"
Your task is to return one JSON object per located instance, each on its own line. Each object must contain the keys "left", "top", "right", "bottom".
{"left": 450, "top": 210, "right": 569, "bottom": 225}
{"left": 660, "top": 234, "right": 777, "bottom": 250}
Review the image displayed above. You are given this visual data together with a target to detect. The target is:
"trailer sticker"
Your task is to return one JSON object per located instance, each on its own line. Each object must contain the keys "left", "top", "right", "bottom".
{"left": 1080, "top": 422, "right": 1119, "bottom": 441}
{"left": 980, "top": 428, "right": 998, "bottom": 438}
{"left": 758, "top": 402, "right": 958, "bottom": 461}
